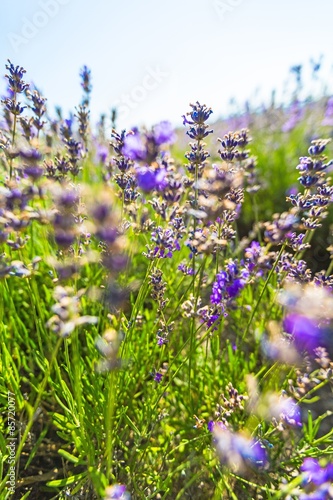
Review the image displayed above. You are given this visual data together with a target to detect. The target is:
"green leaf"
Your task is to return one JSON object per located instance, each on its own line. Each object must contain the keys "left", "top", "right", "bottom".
{"left": 58, "top": 449, "right": 81, "bottom": 464}
{"left": 46, "top": 471, "right": 88, "bottom": 488}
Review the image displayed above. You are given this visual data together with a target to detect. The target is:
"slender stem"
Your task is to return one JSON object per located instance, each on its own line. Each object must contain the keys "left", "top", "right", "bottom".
{"left": 189, "top": 139, "right": 201, "bottom": 406}
{"left": 105, "top": 369, "right": 117, "bottom": 481}
{"left": 325, "top": 256, "right": 333, "bottom": 277}
{"left": 241, "top": 242, "right": 286, "bottom": 342}
{"left": 252, "top": 193, "right": 262, "bottom": 245}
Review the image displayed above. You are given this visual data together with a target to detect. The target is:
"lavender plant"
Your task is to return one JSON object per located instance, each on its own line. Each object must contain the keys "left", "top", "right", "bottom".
{"left": 1, "top": 61, "right": 333, "bottom": 500}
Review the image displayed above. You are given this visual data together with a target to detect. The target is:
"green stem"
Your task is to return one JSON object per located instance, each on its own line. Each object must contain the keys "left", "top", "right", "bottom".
{"left": 105, "top": 369, "right": 117, "bottom": 482}
{"left": 241, "top": 243, "right": 286, "bottom": 342}
{"left": 252, "top": 193, "right": 262, "bottom": 245}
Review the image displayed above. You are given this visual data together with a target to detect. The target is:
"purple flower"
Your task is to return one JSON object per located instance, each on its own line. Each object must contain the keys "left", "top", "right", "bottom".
{"left": 154, "top": 372, "right": 163, "bottom": 383}
{"left": 150, "top": 227, "right": 180, "bottom": 259}
{"left": 104, "top": 484, "right": 129, "bottom": 500}
{"left": 226, "top": 278, "right": 245, "bottom": 298}
{"left": 5, "top": 60, "right": 29, "bottom": 94}
{"left": 210, "top": 271, "right": 227, "bottom": 304}
{"left": 152, "top": 121, "right": 176, "bottom": 145}
{"left": 283, "top": 314, "right": 327, "bottom": 354}
{"left": 278, "top": 397, "right": 302, "bottom": 427}
{"left": 299, "top": 489, "right": 330, "bottom": 500}
{"left": 96, "top": 144, "right": 108, "bottom": 164}
{"left": 282, "top": 100, "right": 304, "bottom": 133}
{"left": 298, "top": 458, "right": 333, "bottom": 499}
{"left": 135, "top": 166, "right": 167, "bottom": 192}
{"left": 96, "top": 227, "right": 118, "bottom": 244}
{"left": 322, "top": 97, "right": 333, "bottom": 126}
{"left": 213, "top": 428, "right": 268, "bottom": 472}
{"left": 54, "top": 231, "right": 76, "bottom": 248}
{"left": 23, "top": 166, "right": 44, "bottom": 180}
{"left": 244, "top": 241, "right": 261, "bottom": 259}
{"left": 122, "top": 132, "right": 146, "bottom": 161}
{"left": 80, "top": 65, "right": 92, "bottom": 96}
{"left": 178, "top": 263, "right": 194, "bottom": 275}
{"left": 19, "top": 149, "right": 43, "bottom": 162}
{"left": 301, "top": 458, "right": 328, "bottom": 486}
{"left": 208, "top": 420, "right": 227, "bottom": 432}
{"left": 210, "top": 261, "right": 247, "bottom": 306}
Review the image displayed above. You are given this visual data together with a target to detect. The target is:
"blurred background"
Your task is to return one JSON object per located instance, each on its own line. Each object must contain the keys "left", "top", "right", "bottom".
{"left": 1, "top": 0, "right": 333, "bottom": 130}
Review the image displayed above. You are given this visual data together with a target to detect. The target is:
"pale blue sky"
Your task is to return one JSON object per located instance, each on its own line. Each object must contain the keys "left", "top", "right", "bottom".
{"left": 1, "top": 0, "right": 333, "bottom": 130}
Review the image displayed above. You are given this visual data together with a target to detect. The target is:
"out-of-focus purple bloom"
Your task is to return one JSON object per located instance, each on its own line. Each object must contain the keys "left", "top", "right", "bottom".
{"left": 122, "top": 132, "right": 146, "bottom": 161}
{"left": 135, "top": 166, "right": 167, "bottom": 192}
{"left": 96, "top": 227, "right": 118, "bottom": 244}
{"left": 104, "top": 484, "right": 130, "bottom": 500}
{"left": 298, "top": 458, "right": 333, "bottom": 500}
{"left": 19, "top": 149, "right": 43, "bottom": 162}
{"left": 277, "top": 396, "right": 302, "bottom": 427}
{"left": 283, "top": 314, "right": 327, "bottom": 354}
{"left": 322, "top": 97, "right": 333, "bottom": 127}
{"left": 152, "top": 121, "right": 176, "bottom": 145}
{"left": 299, "top": 489, "right": 330, "bottom": 500}
{"left": 301, "top": 458, "right": 328, "bottom": 486}
{"left": 96, "top": 144, "right": 108, "bottom": 164}
{"left": 282, "top": 100, "right": 304, "bottom": 133}
{"left": 261, "top": 333, "right": 299, "bottom": 365}
{"left": 24, "top": 166, "right": 44, "bottom": 180}
{"left": 208, "top": 420, "right": 227, "bottom": 432}
{"left": 80, "top": 65, "right": 92, "bottom": 94}
{"left": 54, "top": 231, "right": 76, "bottom": 248}
{"left": 213, "top": 428, "right": 268, "bottom": 473}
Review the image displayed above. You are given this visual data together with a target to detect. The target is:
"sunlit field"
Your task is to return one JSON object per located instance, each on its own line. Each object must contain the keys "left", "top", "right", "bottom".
{"left": 1, "top": 60, "right": 333, "bottom": 499}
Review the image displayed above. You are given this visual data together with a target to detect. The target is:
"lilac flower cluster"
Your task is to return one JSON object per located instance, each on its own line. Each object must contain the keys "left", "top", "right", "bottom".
{"left": 122, "top": 121, "right": 175, "bottom": 165}
{"left": 148, "top": 267, "right": 168, "bottom": 311}
{"left": 80, "top": 65, "right": 92, "bottom": 106}
{"left": 183, "top": 102, "right": 212, "bottom": 176}
{"left": 217, "top": 129, "right": 251, "bottom": 164}
{"left": 296, "top": 141, "right": 332, "bottom": 189}
{"left": 201, "top": 259, "right": 248, "bottom": 326}
{"left": 26, "top": 86, "right": 47, "bottom": 135}
{"left": 288, "top": 140, "right": 333, "bottom": 230}
{"left": 211, "top": 260, "right": 247, "bottom": 304}
{"left": 144, "top": 226, "right": 181, "bottom": 259}
{"left": 111, "top": 123, "right": 175, "bottom": 198}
